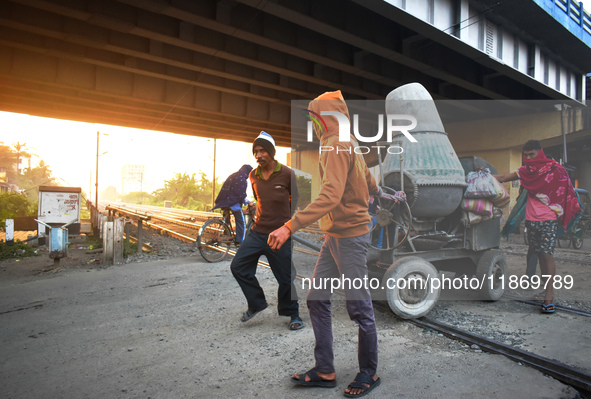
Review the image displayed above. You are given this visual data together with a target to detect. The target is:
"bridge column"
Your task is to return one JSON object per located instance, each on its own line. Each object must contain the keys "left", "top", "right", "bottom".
{"left": 576, "top": 160, "right": 591, "bottom": 191}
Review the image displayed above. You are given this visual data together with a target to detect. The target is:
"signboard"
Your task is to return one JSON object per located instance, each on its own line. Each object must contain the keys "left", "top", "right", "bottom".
{"left": 38, "top": 186, "right": 82, "bottom": 234}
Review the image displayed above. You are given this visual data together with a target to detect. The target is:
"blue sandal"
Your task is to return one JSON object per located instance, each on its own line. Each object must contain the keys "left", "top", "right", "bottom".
{"left": 289, "top": 316, "right": 304, "bottom": 330}
{"left": 541, "top": 303, "right": 555, "bottom": 313}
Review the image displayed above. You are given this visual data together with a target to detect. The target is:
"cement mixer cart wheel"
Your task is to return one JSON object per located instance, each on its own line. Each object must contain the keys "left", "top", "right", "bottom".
{"left": 475, "top": 250, "right": 507, "bottom": 301}
{"left": 369, "top": 187, "right": 412, "bottom": 251}
{"left": 382, "top": 257, "right": 441, "bottom": 319}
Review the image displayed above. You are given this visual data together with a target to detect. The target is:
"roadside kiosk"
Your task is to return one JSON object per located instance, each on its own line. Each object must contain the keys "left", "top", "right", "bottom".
{"left": 37, "top": 186, "right": 82, "bottom": 245}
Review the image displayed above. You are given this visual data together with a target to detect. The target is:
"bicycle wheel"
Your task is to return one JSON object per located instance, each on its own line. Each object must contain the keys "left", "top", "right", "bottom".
{"left": 198, "top": 219, "right": 233, "bottom": 262}
{"left": 557, "top": 238, "right": 571, "bottom": 249}
{"left": 572, "top": 238, "right": 583, "bottom": 250}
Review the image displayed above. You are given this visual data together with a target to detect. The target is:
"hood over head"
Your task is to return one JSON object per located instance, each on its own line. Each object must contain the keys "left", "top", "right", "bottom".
{"left": 238, "top": 164, "right": 253, "bottom": 178}
{"left": 308, "top": 90, "right": 350, "bottom": 141}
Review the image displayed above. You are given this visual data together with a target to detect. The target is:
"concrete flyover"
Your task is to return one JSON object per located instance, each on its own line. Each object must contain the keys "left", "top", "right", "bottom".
{"left": 1, "top": 0, "right": 590, "bottom": 193}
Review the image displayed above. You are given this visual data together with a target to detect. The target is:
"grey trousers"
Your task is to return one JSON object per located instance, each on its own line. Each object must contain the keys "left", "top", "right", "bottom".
{"left": 307, "top": 232, "right": 378, "bottom": 376}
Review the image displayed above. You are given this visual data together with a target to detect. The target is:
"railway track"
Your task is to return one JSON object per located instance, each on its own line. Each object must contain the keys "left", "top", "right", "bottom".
{"left": 107, "top": 202, "right": 324, "bottom": 246}
{"left": 407, "top": 315, "right": 591, "bottom": 394}
{"left": 105, "top": 203, "right": 210, "bottom": 244}
{"left": 101, "top": 202, "right": 591, "bottom": 395}
{"left": 502, "top": 293, "right": 591, "bottom": 317}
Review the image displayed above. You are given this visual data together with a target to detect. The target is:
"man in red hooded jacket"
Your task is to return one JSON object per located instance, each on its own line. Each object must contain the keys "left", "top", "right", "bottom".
{"left": 494, "top": 140, "right": 580, "bottom": 314}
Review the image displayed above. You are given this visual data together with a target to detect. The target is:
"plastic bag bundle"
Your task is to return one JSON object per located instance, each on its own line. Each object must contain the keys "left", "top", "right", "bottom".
{"left": 464, "top": 168, "right": 496, "bottom": 198}
{"left": 461, "top": 206, "right": 503, "bottom": 226}
{"left": 461, "top": 198, "right": 493, "bottom": 217}
{"left": 490, "top": 178, "right": 510, "bottom": 207}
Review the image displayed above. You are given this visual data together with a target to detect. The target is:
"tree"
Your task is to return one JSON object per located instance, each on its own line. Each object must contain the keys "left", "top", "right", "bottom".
{"left": 121, "top": 191, "right": 153, "bottom": 204}
{"left": 0, "top": 143, "right": 17, "bottom": 184}
{"left": 18, "top": 160, "right": 56, "bottom": 202}
{"left": 152, "top": 172, "right": 200, "bottom": 208}
{"left": 13, "top": 141, "right": 32, "bottom": 173}
{"left": 0, "top": 192, "right": 35, "bottom": 231}
{"left": 151, "top": 171, "right": 220, "bottom": 210}
{"left": 0, "top": 143, "right": 55, "bottom": 201}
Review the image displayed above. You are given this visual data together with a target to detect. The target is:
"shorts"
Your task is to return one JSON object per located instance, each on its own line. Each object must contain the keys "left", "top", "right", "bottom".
{"left": 525, "top": 220, "right": 558, "bottom": 255}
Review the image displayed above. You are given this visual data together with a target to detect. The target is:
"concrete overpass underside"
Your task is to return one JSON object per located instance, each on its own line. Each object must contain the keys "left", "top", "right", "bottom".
{"left": 0, "top": 0, "right": 586, "bottom": 149}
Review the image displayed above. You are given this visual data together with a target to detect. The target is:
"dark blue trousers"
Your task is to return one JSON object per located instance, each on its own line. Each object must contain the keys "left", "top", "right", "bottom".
{"left": 307, "top": 232, "right": 377, "bottom": 376}
{"left": 231, "top": 209, "right": 246, "bottom": 243}
{"left": 230, "top": 230, "right": 299, "bottom": 317}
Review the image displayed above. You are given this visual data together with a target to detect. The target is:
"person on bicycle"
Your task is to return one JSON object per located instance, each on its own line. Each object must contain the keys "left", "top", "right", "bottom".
{"left": 212, "top": 164, "right": 253, "bottom": 244}
{"left": 230, "top": 131, "right": 303, "bottom": 331}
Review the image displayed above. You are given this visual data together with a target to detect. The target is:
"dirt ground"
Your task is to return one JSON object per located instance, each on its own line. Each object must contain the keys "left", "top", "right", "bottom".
{"left": 1, "top": 231, "right": 590, "bottom": 398}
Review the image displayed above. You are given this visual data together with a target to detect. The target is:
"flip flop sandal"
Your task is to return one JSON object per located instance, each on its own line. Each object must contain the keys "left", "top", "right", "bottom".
{"left": 240, "top": 304, "right": 268, "bottom": 322}
{"left": 291, "top": 368, "right": 336, "bottom": 388}
{"left": 344, "top": 372, "right": 381, "bottom": 398}
{"left": 541, "top": 303, "right": 556, "bottom": 314}
{"left": 533, "top": 291, "right": 546, "bottom": 300}
{"left": 289, "top": 316, "right": 304, "bottom": 330}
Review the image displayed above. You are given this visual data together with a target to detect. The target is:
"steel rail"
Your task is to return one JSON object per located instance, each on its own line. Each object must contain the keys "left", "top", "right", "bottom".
{"left": 147, "top": 213, "right": 202, "bottom": 230}
{"left": 502, "top": 293, "right": 591, "bottom": 317}
{"left": 122, "top": 233, "right": 153, "bottom": 251}
{"left": 115, "top": 202, "right": 219, "bottom": 219}
{"left": 146, "top": 221, "right": 197, "bottom": 243}
{"left": 408, "top": 316, "right": 591, "bottom": 394}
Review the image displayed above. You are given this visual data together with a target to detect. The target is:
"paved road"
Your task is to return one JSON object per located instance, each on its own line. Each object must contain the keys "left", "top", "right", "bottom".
{"left": 0, "top": 253, "right": 580, "bottom": 399}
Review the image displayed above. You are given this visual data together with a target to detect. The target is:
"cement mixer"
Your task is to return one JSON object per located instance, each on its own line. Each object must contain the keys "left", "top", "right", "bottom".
{"left": 365, "top": 83, "right": 507, "bottom": 319}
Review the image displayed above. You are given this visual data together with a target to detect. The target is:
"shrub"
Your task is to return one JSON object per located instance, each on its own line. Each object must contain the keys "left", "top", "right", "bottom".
{"left": 0, "top": 240, "right": 37, "bottom": 260}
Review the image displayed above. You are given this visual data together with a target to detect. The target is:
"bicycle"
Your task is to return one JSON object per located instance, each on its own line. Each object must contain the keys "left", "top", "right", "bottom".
{"left": 197, "top": 204, "right": 255, "bottom": 263}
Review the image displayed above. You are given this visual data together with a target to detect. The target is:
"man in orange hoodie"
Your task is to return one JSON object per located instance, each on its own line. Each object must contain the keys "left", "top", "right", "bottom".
{"left": 268, "top": 91, "right": 382, "bottom": 397}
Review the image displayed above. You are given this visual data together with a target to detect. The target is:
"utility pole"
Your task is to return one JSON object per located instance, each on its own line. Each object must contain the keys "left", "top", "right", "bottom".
{"left": 95, "top": 131, "right": 99, "bottom": 208}
{"left": 212, "top": 138, "right": 216, "bottom": 208}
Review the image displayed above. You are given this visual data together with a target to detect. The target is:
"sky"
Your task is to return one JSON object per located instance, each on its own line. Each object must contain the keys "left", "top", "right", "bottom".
{"left": 0, "top": 111, "right": 289, "bottom": 198}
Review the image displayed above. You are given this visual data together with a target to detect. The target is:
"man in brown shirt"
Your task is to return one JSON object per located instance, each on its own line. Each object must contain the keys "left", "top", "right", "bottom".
{"left": 230, "top": 131, "right": 303, "bottom": 330}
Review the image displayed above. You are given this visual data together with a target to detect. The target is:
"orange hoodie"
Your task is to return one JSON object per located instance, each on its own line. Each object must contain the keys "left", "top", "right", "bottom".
{"left": 285, "top": 91, "right": 378, "bottom": 238}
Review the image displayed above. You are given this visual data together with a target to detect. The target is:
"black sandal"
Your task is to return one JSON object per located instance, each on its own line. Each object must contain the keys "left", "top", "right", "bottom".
{"left": 344, "top": 372, "right": 381, "bottom": 398}
{"left": 240, "top": 304, "right": 268, "bottom": 322}
{"left": 289, "top": 316, "right": 304, "bottom": 330}
{"left": 291, "top": 368, "right": 337, "bottom": 388}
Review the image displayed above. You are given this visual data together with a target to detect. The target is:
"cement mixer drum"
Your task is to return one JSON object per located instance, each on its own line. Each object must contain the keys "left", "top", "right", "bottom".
{"left": 382, "top": 83, "right": 466, "bottom": 219}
